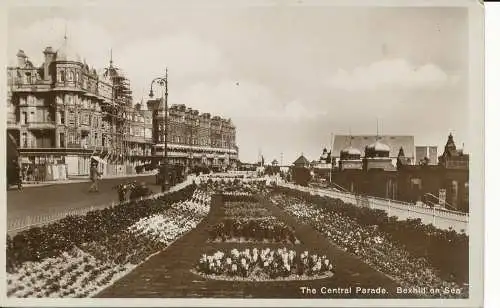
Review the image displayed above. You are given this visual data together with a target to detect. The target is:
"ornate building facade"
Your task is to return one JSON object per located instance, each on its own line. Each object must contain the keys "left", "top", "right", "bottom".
{"left": 7, "top": 36, "right": 153, "bottom": 180}
{"left": 146, "top": 99, "right": 238, "bottom": 171}
{"left": 332, "top": 135, "right": 415, "bottom": 166}
{"left": 306, "top": 133, "right": 469, "bottom": 212}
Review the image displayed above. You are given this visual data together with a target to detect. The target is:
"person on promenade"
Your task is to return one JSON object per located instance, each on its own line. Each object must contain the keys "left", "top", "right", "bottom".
{"left": 16, "top": 161, "right": 23, "bottom": 191}
{"left": 22, "top": 165, "right": 27, "bottom": 182}
{"left": 89, "top": 161, "right": 102, "bottom": 193}
{"left": 33, "top": 166, "right": 39, "bottom": 183}
{"left": 116, "top": 182, "right": 129, "bottom": 202}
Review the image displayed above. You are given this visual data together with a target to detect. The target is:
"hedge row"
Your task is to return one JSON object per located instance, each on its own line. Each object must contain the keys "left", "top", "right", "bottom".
{"left": 274, "top": 186, "right": 469, "bottom": 284}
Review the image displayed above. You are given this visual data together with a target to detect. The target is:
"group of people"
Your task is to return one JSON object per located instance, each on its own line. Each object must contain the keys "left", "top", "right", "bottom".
{"left": 114, "top": 181, "right": 153, "bottom": 203}
{"left": 8, "top": 160, "right": 45, "bottom": 191}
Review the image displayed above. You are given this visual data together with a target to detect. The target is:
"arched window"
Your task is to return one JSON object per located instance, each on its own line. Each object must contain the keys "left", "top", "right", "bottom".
{"left": 59, "top": 70, "right": 65, "bottom": 82}
{"left": 68, "top": 71, "right": 74, "bottom": 81}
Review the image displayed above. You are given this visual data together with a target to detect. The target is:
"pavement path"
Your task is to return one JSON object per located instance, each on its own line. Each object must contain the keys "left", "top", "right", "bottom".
{"left": 96, "top": 194, "right": 404, "bottom": 298}
{"left": 7, "top": 175, "right": 160, "bottom": 224}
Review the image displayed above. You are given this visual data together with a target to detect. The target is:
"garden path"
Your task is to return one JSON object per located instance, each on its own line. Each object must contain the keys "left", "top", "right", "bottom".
{"left": 96, "top": 194, "right": 405, "bottom": 298}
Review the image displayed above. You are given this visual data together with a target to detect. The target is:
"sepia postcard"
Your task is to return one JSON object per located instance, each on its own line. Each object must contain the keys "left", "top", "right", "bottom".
{"left": 0, "top": 0, "right": 484, "bottom": 307}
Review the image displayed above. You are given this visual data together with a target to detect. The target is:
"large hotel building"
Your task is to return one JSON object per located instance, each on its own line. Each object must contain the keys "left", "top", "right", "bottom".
{"left": 7, "top": 36, "right": 238, "bottom": 181}
{"left": 147, "top": 99, "right": 238, "bottom": 169}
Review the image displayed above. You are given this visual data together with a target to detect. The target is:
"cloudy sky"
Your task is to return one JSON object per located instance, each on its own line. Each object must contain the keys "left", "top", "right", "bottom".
{"left": 6, "top": 2, "right": 471, "bottom": 164}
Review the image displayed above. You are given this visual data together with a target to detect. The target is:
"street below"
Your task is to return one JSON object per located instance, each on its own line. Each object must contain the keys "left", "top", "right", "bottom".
{"left": 7, "top": 175, "right": 160, "bottom": 225}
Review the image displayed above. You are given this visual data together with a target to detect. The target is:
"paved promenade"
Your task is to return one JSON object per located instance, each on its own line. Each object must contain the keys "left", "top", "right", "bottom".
{"left": 7, "top": 175, "right": 160, "bottom": 224}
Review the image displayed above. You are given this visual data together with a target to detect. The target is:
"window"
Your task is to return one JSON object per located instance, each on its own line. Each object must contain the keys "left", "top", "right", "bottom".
{"left": 59, "top": 70, "right": 65, "bottom": 82}
{"left": 25, "top": 72, "right": 32, "bottom": 84}
{"left": 67, "top": 71, "right": 74, "bottom": 81}
{"left": 59, "top": 133, "right": 65, "bottom": 148}
{"left": 81, "top": 113, "right": 90, "bottom": 125}
{"left": 68, "top": 111, "right": 75, "bottom": 125}
{"left": 59, "top": 111, "right": 65, "bottom": 124}
{"left": 22, "top": 133, "right": 28, "bottom": 148}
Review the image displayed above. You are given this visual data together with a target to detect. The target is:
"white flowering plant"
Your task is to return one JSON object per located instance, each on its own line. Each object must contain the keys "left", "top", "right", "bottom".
{"left": 195, "top": 248, "right": 334, "bottom": 280}
{"left": 6, "top": 186, "right": 208, "bottom": 298}
{"left": 270, "top": 191, "right": 469, "bottom": 299}
{"left": 128, "top": 189, "right": 211, "bottom": 244}
{"left": 224, "top": 202, "right": 272, "bottom": 218}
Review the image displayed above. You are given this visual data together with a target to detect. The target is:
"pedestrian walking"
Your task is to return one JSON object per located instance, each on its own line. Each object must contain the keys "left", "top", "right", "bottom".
{"left": 33, "top": 166, "right": 39, "bottom": 183}
{"left": 22, "top": 166, "right": 27, "bottom": 182}
{"left": 89, "top": 161, "right": 102, "bottom": 193}
{"left": 26, "top": 165, "right": 32, "bottom": 182}
{"left": 16, "top": 161, "right": 23, "bottom": 191}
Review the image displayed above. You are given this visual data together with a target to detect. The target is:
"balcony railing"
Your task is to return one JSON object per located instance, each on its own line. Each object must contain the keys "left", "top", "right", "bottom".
{"left": 23, "top": 122, "right": 56, "bottom": 129}
{"left": 11, "top": 81, "right": 51, "bottom": 92}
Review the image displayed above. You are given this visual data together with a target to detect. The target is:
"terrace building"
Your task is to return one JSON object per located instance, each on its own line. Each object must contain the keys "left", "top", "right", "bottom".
{"left": 147, "top": 99, "right": 238, "bottom": 171}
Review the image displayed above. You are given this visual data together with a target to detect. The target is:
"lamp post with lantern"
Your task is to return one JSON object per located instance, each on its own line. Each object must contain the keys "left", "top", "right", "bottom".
{"left": 149, "top": 68, "right": 169, "bottom": 191}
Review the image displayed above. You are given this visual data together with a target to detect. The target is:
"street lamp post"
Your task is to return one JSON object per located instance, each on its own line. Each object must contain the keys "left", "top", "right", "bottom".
{"left": 149, "top": 68, "right": 168, "bottom": 191}
{"left": 329, "top": 132, "right": 334, "bottom": 184}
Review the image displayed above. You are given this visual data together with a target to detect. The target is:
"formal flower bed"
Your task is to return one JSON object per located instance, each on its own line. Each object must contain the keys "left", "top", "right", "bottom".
{"left": 199, "top": 179, "right": 268, "bottom": 196}
{"left": 221, "top": 191, "right": 254, "bottom": 197}
{"left": 128, "top": 190, "right": 211, "bottom": 244}
{"left": 208, "top": 217, "right": 300, "bottom": 244}
{"left": 194, "top": 248, "right": 334, "bottom": 281}
{"left": 6, "top": 184, "right": 208, "bottom": 298}
{"left": 7, "top": 248, "right": 132, "bottom": 298}
{"left": 224, "top": 204, "right": 271, "bottom": 218}
{"left": 271, "top": 188, "right": 469, "bottom": 298}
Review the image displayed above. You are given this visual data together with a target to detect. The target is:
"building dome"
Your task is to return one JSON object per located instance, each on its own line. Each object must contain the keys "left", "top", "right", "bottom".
{"left": 56, "top": 36, "right": 81, "bottom": 62}
{"left": 365, "top": 140, "right": 391, "bottom": 158}
{"left": 341, "top": 146, "right": 362, "bottom": 157}
{"left": 366, "top": 140, "right": 390, "bottom": 153}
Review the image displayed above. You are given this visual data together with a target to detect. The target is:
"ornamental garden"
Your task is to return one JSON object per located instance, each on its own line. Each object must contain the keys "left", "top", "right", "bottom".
{"left": 6, "top": 177, "right": 469, "bottom": 298}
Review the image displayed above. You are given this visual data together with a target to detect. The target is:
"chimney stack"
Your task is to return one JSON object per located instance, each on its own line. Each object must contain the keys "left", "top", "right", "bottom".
{"left": 43, "top": 47, "right": 55, "bottom": 81}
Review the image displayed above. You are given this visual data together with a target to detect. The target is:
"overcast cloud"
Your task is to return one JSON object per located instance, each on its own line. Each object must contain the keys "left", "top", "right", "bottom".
{"left": 7, "top": 4, "right": 470, "bottom": 164}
